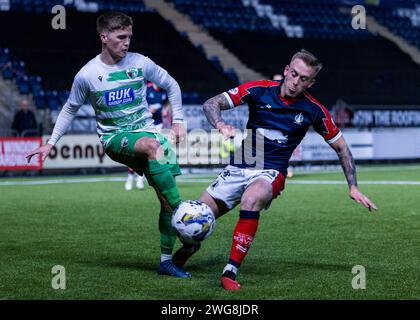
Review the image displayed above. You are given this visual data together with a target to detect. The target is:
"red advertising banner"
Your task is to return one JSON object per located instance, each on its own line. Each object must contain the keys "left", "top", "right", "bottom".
{"left": 0, "top": 137, "right": 42, "bottom": 170}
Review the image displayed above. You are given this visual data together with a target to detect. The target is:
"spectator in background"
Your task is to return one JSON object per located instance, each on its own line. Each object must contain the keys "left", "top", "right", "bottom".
{"left": 11, "top": 99, "right": 38, "bottom": 136}
{"left": 125, "top": 167, "right": 144, "bottom": 190}
{"left": 272, "top": 74, "right": 283, "bottom": 81}
{"left": 161, "top": 101, "right": 172, "bottom": 129}
{"left": 332, "top": 99, "right": 353, "bottom": 128}
{"left": 147, "top": 81, "right": 168, "bottom": 131}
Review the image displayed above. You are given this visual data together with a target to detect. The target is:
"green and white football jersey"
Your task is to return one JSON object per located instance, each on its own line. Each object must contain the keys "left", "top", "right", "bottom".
{"left": 65, "top": 52, "right": 182, "bottom": 146}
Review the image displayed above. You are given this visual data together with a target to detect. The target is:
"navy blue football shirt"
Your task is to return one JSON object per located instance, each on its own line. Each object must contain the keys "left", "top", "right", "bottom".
{"left": 223, "top": 80, "right": 341, "bottom": 177}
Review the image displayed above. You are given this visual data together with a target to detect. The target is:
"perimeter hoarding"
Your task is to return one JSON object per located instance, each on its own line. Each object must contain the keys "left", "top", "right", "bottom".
{"left": 0, "top": 137, "right": 42, "bottom": 170}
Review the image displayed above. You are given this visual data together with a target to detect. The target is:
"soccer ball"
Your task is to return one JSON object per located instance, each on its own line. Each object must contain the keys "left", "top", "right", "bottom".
{"left": 171, "top": 200, "right": 216, "bottom": 244}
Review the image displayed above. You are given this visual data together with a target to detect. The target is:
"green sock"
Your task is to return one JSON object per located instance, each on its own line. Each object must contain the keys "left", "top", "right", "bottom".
{"left": 147, "top": 160, "right": 182, "bottom": 209}
{"left": 159, "top": 210, "right": 177, "bottom": 255}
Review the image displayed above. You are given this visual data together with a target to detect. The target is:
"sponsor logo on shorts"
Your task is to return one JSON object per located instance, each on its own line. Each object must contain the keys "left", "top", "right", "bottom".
{"left": 221, "top": 170, "right": 231, "bottom": 179}
{"left": 121, "top": 137, "right": 129, "bottom": 148}
{"left": 262, "top": 170, "right": 277, "bottom": 178}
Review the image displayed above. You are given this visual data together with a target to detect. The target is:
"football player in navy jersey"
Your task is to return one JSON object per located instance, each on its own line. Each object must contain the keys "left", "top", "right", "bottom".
{"left": 273, "top": 73, "right": 294, "bottom": 178}
{"left": 173, "top": 49, "right": 378, "bottom": 290}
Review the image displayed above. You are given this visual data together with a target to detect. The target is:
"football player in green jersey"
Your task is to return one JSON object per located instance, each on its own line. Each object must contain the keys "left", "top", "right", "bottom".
{"left": 26, "top": 11, "right": 190, "bottom": 278}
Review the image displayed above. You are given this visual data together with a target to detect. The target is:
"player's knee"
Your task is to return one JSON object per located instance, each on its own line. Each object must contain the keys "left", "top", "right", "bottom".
{"left": 241, "top": 195, "right": 260, "bottom": 211}
{"left": 241, "top": 192, "right": 271, "bottom": 211}
{"left": 135, "top": 137, "right": 161, "bottom": 159}
{"left": 199, "top": 193, "right": 221, "bottom": 218}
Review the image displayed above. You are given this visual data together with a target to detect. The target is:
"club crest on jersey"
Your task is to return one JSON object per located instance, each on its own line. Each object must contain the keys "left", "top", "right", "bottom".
{"left": 105, "top": 87, "right": 135, "bottom": 106}
{"left": 294, "top": 112, "right": 304, "bottom": 125}
{"left": 126, "top": 67, "right": 138, "bottom": 79}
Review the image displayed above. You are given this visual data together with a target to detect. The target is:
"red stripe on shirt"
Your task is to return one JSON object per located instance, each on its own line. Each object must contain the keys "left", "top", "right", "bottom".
{"left": 227, "top": 80, "right": 279, "bottom": 107}
{"left": 304, "top": 92, "right": 340, "bottom": 141}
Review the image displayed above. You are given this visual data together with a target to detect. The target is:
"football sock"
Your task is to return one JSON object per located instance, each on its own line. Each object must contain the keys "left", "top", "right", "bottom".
{"left": 159, "top": 209, "right": 177, "bottom": 255}
{"left": 147, "top": 160, "right": 182, "bottom": 209}
{"left": 181, "top": 242, "right": 198, "bottom": 254}
{"left": 222, "top": 264, "right": 239, "bottom": 280}
{"left": 227, "top": 210, "right": 260, "bottom": 270}
{"left": 160, "top": 254, "right": 172, "bottom": 263}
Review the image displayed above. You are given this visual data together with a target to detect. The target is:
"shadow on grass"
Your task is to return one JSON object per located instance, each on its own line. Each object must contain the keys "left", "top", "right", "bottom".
{"left": 241, "top": 258, "right": 367, "bottom": 278}
{"left": 88, "top": 258, "right": 157, "bottom": 272}
{"left": 85, "top": 253, "right": 226, "bottom": 274}
{"left": 280, "top": 260, "right": 353, "bottom": 272}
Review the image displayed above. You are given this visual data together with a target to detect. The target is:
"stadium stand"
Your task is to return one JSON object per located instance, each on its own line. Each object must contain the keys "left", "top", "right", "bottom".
{"left": 0, "top": 8, "right": 237, "bottom": 108}
{"left": 167, "top": 0, "right": 420, "bottom": 106}
{"left": 167, "top": 0, "right": 373, "bottom": 39}
{"left": 167, "top": 0, "right": 285, "bottom": 35}
{"left": 8, "top": 0, "right": 151, "bottom": 13}
{"left": 368, "top": 2, "right": 420, "bottom": 49}
{"left": 207, "top": 31, "right": 420, "bottom": 106}
{"left": 1, "top": 0, "right": 420, "bottom": 128}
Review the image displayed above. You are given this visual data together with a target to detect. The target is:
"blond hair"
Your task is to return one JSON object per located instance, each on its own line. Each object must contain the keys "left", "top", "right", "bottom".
{"left": 291, "top": 49, "right": 323, "bottom": 76}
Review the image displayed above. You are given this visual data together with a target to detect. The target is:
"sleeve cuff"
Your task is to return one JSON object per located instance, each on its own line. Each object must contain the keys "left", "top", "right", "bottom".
{"left": 326, "top": 130, "right": 342, "bottom": 144}
{"left": 222, "top": 92, "right": 235, "bottom": 109}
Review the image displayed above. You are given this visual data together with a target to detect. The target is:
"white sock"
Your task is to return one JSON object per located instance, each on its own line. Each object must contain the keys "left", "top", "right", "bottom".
{"left": 160, "top": 254, "right": 172, "bottom": 263}
{"left": 223, "top": 264, "right": 238, "bottom": 275}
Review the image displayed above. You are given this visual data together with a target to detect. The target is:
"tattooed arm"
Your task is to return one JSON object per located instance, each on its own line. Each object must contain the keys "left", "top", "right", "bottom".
{"left": 331, "top": 136, "right": 357, "bottom": 187}
{"left": 203, "top": 94, "right": 236, "bottom": 139}
{"left": 330, "top": 136, "right": 378, "bottom": 211}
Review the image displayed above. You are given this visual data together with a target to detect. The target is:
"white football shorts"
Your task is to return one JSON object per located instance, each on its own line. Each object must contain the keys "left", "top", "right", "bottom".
{"left": 206, "top": 165, "right": 285, "bottom": 210}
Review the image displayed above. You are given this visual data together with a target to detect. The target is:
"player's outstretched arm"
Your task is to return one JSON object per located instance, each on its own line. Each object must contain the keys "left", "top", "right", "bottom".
{"left": 330, "top": 136, "right": 378, "bottom": 211}
{"left": 26, "top": 143, "right": 54, "bottom": 163}
{"left": 26, "top": 102, "right": 80, "bottom": 163}
{"left": 203, "top": 94, "right": 236, "bottom": 139}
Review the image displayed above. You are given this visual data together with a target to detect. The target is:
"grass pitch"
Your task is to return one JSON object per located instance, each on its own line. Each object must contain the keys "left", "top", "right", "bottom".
{"left": 1, "top": 164, "right": 420, "bottom": 300}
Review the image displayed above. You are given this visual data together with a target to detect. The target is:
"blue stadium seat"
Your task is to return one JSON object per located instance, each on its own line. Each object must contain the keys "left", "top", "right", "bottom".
{"left": 34, "top": 91, "right": 47, "bottom": 110}
{"left": 209, "top": 56, "right": 224, "bottom": 73}
{"left": 17, "top": 75, "right": 30, "bottom": 94}
{"left": 225, "top": 68, "right": 239, "bottom": 85}
{"left": 2, "top": 64, "right": 14, "bottom": 79}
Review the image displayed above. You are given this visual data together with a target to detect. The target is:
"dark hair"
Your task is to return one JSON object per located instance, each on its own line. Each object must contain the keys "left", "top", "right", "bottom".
{"left": 291, "top": 49, "right": 323, "bottom": 75}
{"left": 96, "top": 11, "right": 133, "bottom": 33}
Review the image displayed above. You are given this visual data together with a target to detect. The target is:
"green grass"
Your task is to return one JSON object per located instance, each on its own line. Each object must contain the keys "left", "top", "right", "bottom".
{"left": 1, "top": 164, "right": 420, "bottom": 299}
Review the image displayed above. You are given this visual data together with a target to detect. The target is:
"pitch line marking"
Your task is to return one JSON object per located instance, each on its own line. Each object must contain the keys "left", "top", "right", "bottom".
{"left": 1, "top": 178, "right": 420, "bottom": 186}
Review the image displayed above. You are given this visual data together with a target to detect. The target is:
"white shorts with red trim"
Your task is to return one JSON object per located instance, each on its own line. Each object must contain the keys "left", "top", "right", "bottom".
{"left": 206, "top": 165, "right": 285, "bottom": 210}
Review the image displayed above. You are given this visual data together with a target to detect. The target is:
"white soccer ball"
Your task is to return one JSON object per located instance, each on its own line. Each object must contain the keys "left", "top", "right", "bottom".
{"left": 171, "top": 200, "right": 216, "bottom": 244}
